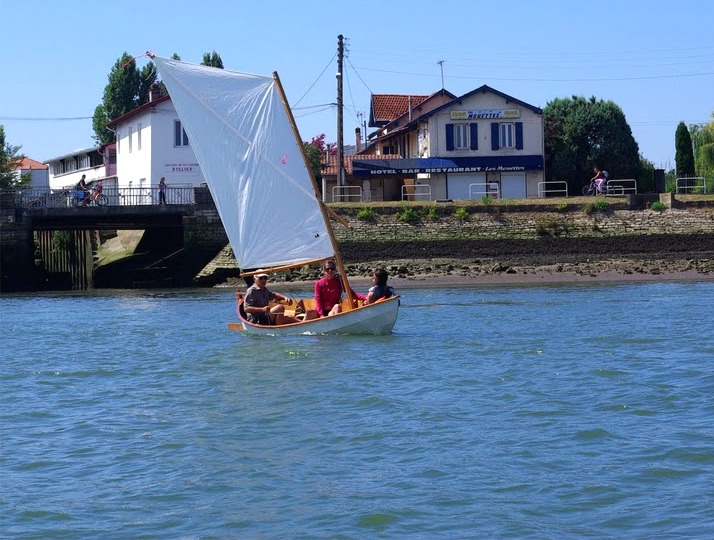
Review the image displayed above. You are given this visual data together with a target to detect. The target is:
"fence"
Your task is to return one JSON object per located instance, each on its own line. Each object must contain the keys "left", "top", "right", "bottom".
{"left": 607, "top": 178, "right": 637, "bottom": 195}
{"left": 9, "top": 186, "right": 196, "bottom": 208}
{"left": 331, "top": 185, "right": 363, "bottom": 202}
{"left": 401, "top": 184, "right": 432, "bottom": 201}
{"left": 537, "top": 181, "right": 568, "bottom": 198}
{"left": 469, "top": 183, "right": 500, "bottom": 199}
{"left": 676, "top": 177, "right": 706, "bottom": 194}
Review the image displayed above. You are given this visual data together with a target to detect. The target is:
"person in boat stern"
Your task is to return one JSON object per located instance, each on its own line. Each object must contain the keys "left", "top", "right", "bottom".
{"left": 314, "top": 261, "right": 366, "bottom": 317}
{"left": 244, "top": 273, "right": 297, "bottom": 325}
{"left": 363, "top": 267, "right": 396, "bottom": 305}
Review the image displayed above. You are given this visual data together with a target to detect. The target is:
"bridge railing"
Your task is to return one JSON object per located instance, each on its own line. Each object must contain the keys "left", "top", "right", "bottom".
{"left": 7, "top": 186, "right": 196, "bottom": 208}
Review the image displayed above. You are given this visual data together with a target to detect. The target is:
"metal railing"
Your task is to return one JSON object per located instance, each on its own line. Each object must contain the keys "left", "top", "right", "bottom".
{"left": 607, "top": 178, "right": 637, "bottom": 195}
{"left": 9, "top": 186, "right": 196, "bottom": 208}
{"left": 676, "top": 177, "right": 706, "bottom": 194}
{"left": 537, "top": 181, "right": 568, "bottom": 198}
{"left": 469, "top": 183, "right": 500, "bottom": 199}
{"left": 401, "top": 184, "right": 432, "bottom": 201}
{"left": 331, "top": 185, "right": 363, "bottom": 202}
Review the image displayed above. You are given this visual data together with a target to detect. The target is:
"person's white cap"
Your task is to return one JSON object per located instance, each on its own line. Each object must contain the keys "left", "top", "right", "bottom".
{"left": 255, "top": 272, "right": 269, "bottom": 278}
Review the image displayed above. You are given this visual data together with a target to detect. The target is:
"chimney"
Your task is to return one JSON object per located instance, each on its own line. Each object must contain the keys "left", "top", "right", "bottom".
{"left": 355, "top": 127, "right": 362, "bottom": 153}
{"left": 149, "top": 82, "right": 161, "bottom": 102}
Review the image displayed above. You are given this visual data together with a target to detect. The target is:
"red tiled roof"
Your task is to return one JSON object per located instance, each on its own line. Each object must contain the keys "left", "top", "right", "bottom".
{"left": 370, "top": 94, "right": 430, "bottom": 125}
{"left": 322, "top": 153, "right": 402, "bottom": 176}
{"left": 16, "top": 157, "right": 48, "bottom": 170}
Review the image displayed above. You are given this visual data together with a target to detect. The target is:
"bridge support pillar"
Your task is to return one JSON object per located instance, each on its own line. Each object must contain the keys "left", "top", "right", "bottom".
{"left": 1, "top": 192, "right": 36, "bottom": 292}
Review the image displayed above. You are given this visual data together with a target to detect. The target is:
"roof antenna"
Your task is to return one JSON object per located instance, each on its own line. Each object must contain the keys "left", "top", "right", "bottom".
{"left": 437, "top": 60, "right": 445, "bottom": 95}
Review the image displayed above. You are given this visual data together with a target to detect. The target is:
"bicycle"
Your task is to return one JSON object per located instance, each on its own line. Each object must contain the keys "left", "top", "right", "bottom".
{"left": 71, "top": 187, "right": 108, "bottom": 207}
{"left": 582, "top": 179, "right": 613, "bottom": 196}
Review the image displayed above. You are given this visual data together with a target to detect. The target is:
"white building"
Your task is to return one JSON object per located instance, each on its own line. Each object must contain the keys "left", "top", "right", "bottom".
{"left": 351, "top": 85, "right": 545, "bottom": 200}
{"left": 45, "top": 146, "right": 111, "bottom": 191}
{"left": 106, "top": 85, "right": 207, "bottom": 193}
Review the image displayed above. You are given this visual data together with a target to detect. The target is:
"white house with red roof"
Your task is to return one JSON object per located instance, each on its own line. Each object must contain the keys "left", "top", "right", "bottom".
{"left": 14, "top": 157, "right": 49, "bottom": 189}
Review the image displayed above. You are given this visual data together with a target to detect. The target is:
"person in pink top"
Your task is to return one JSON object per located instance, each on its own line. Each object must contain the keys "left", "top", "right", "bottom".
{"left": 314, "top": 260, "right": 366, "bottom": 317}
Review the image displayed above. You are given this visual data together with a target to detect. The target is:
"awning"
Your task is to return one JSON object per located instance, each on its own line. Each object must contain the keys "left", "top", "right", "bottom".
{"left": 351, "top": 155, "right": 543, "bottom": 176}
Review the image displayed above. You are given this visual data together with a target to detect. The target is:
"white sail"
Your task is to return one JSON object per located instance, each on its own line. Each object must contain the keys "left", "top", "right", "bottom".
{"left": 152, "top": 56, "right": 334, "bottom": 270}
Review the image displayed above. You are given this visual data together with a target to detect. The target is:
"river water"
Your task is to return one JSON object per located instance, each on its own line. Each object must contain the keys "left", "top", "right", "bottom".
{"left": 2, "top": 281, "right": 713, "bottom": 539}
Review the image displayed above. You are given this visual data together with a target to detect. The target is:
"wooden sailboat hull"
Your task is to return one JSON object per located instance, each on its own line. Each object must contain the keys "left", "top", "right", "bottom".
{"left": 230, "top": 296, "right": 400, "bottom": 335}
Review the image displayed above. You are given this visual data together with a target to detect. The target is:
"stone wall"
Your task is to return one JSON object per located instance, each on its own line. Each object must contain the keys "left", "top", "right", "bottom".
{"left": 330, "top": 205, "right": 714, "bottom": 244}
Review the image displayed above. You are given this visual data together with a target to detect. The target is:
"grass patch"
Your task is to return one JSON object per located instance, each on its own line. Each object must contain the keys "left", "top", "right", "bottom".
{"left": 454, "top": 207, "right": 469, "bottom": 221}
{"left": 396, "top": 206, "right": 421, "bottom": 223}
{"left": 650, "top": 201, "right": 667, "bottom": 211}
{"left": 356, "top": 207, "right": 377, "bottom": 221}
{"left": 584, "top": 200, "right": 610, "bottom": 215}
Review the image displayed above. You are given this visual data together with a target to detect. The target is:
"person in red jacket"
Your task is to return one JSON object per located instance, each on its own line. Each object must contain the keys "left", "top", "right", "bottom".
{"left": 314, "top": 260, "right": 366, "bottom": 317}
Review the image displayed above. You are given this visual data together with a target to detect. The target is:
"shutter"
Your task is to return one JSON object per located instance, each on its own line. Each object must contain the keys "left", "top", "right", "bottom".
{"left": 469, "top": 123, "right": 478, "bottom": 150}
{"left": 491, "top": 122, "right": 500, "bottom": 150}
{"left": 446, "top": 123, "right": 454, "bottom": 151}
{"left": 515, "top": 122, "right": 523, "bottom": 150}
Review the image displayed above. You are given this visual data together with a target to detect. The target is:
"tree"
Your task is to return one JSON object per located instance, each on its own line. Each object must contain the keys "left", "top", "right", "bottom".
{"left": 0, "top": 125, "right": 29, "bottom": 189}
{"left": 690, "top": 113, "right": 714, "bottom": 193}
{"left": 675, "top": 121, "right": 695, "bottom": 178}
{"left": 92, "top": 52, "right": 157, "bottom": 145}
{"left": 543, "top": 96, "right": 641, "bottom": 194}
{"left": 304, "top": 134, "right": 327, "bottom": 183}
{"left": 201, "top": 51, "right": 224, "bottom": 69}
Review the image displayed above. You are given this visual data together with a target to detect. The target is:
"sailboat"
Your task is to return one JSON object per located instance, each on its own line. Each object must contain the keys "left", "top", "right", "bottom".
{"left": 149, "top": 54, "right": 399, "bottom": 335}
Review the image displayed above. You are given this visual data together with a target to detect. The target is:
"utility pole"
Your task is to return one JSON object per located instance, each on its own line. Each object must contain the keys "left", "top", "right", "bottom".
{"left": 337, "top": 34, "right": 345, "bottom": 187}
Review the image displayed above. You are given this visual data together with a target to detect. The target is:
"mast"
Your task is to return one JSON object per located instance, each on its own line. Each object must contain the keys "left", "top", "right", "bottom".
{"left": 337, "top": 34, "right": 345, "bottom": 190}
{"left": 272, "top": 71, "right": 357, "bottom": 310}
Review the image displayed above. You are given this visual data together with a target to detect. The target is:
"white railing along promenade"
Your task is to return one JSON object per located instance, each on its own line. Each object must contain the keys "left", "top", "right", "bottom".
{"left": 331, "top": 185, "right": 364, "bottom": 202}
{"left": 537, "top": 181, "right": 568, "bottom": 197}
{"left": 469, "top": 183, "right": 500, "bottom": 199}
{"left": 676, "top": 177, "right": 706, "bottom": 194}
{"left": 401, "top": 184, "right": 432, "bottom": 201}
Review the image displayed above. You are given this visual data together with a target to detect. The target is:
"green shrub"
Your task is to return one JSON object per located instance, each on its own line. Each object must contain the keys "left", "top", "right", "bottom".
{"left": 481, "top": 195, "right": 493, "bottom": 206}
{"left": 396, "top": 206, "right": 421, "bottom": 223}
{"left": 426, "top": 207, "right": 440, "bottom": 220}
{"left": 584, "top": 200, "right": 609, "bottom": 215}
{"left": 52, "top": 230, "right": 72, "bottom": 251}
{"left": 553, "top": 203, "right": 568, "bottom": 212}
{"left": 356, "top": 207, "right": 376, "bottom": 221}
{"left": 650, "top": 201, "right": 667, "bottom": 211}
{"left": 454, "top": 207, "right": 469, "bottom": 221}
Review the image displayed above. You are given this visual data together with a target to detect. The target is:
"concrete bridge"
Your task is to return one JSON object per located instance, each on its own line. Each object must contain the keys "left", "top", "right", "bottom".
{"left": 0, "top": 186, "right": 228, "bottom": 291}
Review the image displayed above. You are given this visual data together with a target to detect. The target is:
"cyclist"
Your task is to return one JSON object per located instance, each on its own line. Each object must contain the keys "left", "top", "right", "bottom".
{"left": 75, "top": 175, "right": 90, "bottom": 206}
{"left": 590, "top": 167, "right": 607, "bottom": 194}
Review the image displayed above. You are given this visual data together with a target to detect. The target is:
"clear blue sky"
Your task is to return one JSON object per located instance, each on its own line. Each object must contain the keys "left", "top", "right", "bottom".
{"left": 1, "top": 0, "right": 712, "bottom": 169}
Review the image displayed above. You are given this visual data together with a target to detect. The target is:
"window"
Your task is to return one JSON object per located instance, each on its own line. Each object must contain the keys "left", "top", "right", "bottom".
{"left": 128, "top": 126, "right": 133, "bottom": 153}
{"left": 174, "top": 120, "right": 189, "bottom": 147}
{"left": 137, "top": 123, "right": 142, "bottom": 151}
{"left": 454, "top": 124, "right": 469, "bottom": 149}
{"left": 446, "top": 123, "right": 478, "bottom": 151}
{"left": 492, "top": 121, "right": 523, "bottom": 150}
{"left": 500, "top": 123, "right": 514, "bottom": 148}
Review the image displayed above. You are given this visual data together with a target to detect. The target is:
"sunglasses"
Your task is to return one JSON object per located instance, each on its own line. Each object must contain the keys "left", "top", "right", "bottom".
{"left": 325, "top": 267, "right": 336, "bottom": 272}
{"left": 257, "top": 276, "right": 268, "bottom": 280}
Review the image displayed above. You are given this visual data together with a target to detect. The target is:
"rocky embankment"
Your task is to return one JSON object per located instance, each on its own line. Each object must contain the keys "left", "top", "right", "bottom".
{"left": 199, "top": 233, "right": 714, "bottom": 288}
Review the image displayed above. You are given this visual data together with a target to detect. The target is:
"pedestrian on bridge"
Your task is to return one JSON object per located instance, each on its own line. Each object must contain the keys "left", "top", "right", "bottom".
{"left": 158, "top": 176, "right": 167, "bottom": 205}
